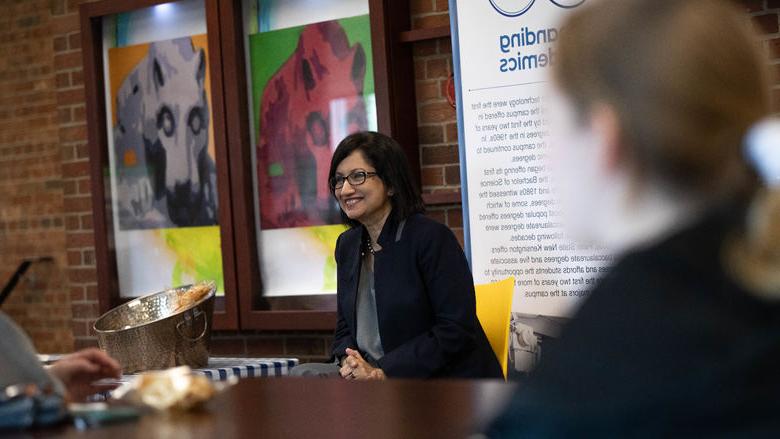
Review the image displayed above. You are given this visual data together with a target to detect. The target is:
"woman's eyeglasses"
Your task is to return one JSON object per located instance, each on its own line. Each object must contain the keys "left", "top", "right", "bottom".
{"left": 330, "top": 171, "right": 378, "bottom": 190}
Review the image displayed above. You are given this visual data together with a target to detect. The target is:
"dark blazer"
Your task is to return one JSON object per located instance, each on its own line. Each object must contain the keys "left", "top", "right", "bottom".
{"left": 331, "top": 213, "right": 502, "bottom": 379}
{"left": 488, "top": 202, "right": 780, "bottom": 437}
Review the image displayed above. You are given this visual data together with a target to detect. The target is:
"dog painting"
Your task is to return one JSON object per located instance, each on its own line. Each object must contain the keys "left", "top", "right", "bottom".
{"left": 111, "top": 36, "right": 219, "bottom": 230}
{"left": 254, "top": 17, "right": 372, "bottom": 230}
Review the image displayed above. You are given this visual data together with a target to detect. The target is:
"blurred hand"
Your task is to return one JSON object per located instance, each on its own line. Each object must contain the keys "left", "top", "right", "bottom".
{"left": 340, "top": 348, "right": 385, "bottom": 381}
{"left": 48, "top": 348, "right": 122, "bottom": 402}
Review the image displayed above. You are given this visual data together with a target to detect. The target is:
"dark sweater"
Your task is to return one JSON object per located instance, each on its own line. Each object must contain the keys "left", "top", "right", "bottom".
{"left": 332, "top": 213, "right": 502, "bottom": 379}
{"left": 489, "top": 204, "right": 780, "bottom": 437}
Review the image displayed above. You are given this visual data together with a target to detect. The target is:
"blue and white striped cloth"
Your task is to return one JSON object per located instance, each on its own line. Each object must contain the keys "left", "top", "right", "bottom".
{"left": 192, "top": 357, "right": 299, "bottom": 381}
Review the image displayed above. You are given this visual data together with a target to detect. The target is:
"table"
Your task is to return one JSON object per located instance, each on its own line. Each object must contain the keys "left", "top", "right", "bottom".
{"left": 24, "top": 378, "right": 517, "bottom": 439}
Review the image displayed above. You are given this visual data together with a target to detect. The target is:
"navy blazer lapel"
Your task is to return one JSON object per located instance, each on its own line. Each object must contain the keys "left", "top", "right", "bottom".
{"left": 343, "top": 229, "right": 362, "bottom": 331}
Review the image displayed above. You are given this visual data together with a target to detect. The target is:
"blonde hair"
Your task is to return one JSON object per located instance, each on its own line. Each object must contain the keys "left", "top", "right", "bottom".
{"left": 554, "top": 0, "right": 779, "bottom": 296}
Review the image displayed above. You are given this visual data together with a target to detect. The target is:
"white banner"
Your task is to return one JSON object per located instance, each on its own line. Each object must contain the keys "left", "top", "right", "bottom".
{"left": 450, "top": 0, "right": 611, "bottom": 317}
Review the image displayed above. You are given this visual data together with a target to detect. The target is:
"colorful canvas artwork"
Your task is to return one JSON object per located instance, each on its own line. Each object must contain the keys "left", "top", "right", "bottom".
{"left": 107, "top": 34, "right": 224, "bottom": 297}
{"left": 249, "top": 15, "right": 375, "bottom": 296}
{"left": 252, "top": 16, "right": 374, "bottom": 230}
{"left": 109, "top": 35, "right": 218, "bottom": 230}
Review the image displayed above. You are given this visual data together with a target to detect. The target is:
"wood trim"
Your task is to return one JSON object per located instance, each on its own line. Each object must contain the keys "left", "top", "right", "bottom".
{"left": 80, "top": 0, "right": 174, "bottom": 17}
{"left": 369, "top": 0, "right": 421, "bottom": 186}
{"left": 220, "top": 0, "right": 422, "bottom": 331}
{"left": 205, "top": 0, "right": 239, "bottom": 329}
{"left": 80, "top": 7, "right": 118, "bottom": 314}
{"left": 217, "top": 0, "right": 268, "bottom": 330}
{"left": 217, "top": 0, "right": 345, "bottom": 331}
{"left": 79, "top": 0, "right": 239, "bottom": 328}
{"left": 422, "top": 191, "right": 462, "bottom": 206}
{"left": 398, "top": 25, "right": 451, "bottom": 43}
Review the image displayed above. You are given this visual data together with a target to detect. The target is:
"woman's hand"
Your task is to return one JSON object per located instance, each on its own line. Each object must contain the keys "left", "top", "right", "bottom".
{"left": 340, "top": 348, "right": 386, "bottom": 381}
{"left": 48, "top": 348, "right": 122, "bottom": 402}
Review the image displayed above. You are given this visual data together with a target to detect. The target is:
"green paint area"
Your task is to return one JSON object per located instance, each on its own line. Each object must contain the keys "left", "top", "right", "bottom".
{"left": 308, "top": 224, "right": 348, "bottom": 291}
{"left": 268, "top": 162, "right": 284, "bottom": 177}
{"left": 159, "top": 226, "right": 224, "bottom": 295}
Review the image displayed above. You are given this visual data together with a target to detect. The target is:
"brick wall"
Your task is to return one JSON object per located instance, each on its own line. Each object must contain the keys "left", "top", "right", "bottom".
{"left": 0, "top": 0, "right": 72, "bottom": 353}
{"left": 0, "top": 0, "right": 777, "bottom": 361}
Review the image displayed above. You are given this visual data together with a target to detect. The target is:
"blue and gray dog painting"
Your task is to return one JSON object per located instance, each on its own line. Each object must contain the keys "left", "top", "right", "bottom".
{"left": 113, "top": 36, "right": 219, "bottom": 230}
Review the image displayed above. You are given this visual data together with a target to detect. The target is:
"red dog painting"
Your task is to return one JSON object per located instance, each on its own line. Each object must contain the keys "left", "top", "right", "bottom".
{"left": 256, "top": 20, "right": 369, "bottom": 230}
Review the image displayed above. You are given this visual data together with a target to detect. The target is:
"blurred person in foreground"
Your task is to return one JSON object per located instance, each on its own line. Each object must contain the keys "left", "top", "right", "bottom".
{"left": 488, "top": 0, "right": 780, "bottom": 436}
{"left": 0, "top": 312, "right": 121, "bottom": 402}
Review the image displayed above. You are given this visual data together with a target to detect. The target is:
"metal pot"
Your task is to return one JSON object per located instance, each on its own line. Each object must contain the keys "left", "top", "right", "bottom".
{"left": 93, "top": 283, "right": 215, "bottom": 374}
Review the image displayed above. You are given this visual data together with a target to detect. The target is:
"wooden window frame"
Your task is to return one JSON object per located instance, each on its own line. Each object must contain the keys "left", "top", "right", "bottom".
{"left": 81, "top": 0, "right": 424, "bottom": 331}
{"left": 79, "top": 0, "right": 239, "bottom": 329}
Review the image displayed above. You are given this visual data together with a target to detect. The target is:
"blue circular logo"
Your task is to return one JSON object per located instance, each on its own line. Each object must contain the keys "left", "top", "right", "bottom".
{"left": 489, "top": 0, "right": 536, "bottom": 17}
{"left": 549, "top": 0, "right": 585, "bottom": 8}
{"left": 489, "top": 0, "right": 585, "bottom": 17}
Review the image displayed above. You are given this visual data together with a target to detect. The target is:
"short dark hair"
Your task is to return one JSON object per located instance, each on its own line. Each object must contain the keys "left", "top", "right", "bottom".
{"left": 328, "top": 131, "right": 425, "bottom": 228}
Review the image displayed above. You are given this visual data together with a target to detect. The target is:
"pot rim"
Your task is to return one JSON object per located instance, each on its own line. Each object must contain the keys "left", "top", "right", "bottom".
{"left": 93, "top": 282, "right": 216, "bottom": 334}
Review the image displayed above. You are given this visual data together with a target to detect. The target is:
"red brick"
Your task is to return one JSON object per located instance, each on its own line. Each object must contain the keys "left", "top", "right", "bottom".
{"left": 67, "top": 249, "right": 81, "bottom": 266}
{"left": 246, "top": 337, "right": 285, "bottom": 356}
{"left": 412, "top": 40, "right": 438, "bottom": 57}
{"left": 210, "top": 338, "right": 247, "bottom": 356}
{"left": 421, "top": 144, "right": 459, "bottom": 165}
{"left": 71, "top": 301, "right": 99, "bottom": 318}
{"left": 80, "top": 212, "right": 93, "bottom": 230}
{"left": 84, "top": 285, "right": 98, "bottom": 300}
{"left": 416, "top": 80, "right": 440, "bottom": 101}
{"left": 60, "top": 125, "right": 85, "bottom": 142}
{"left": 413, "top": 14, "right": 450, "bottom": 29}
{"left": 68, "top": 267, "right": 96, "bottom": 283}
{"left": 53, "top": 36, "right": 67, "bottom": 52}
{"left": 446, "top": 208, "right": 463, "bottom": 228}
{"left": 411, "top": 0, "right": 435, "bottom": 14}
{"left": 434, "top": 0, "right": 449, "bottom": 12}
{"left": 68, "top": 32, "right": 81, "bottom": 50}
{"left": 418, "top": 124, "right": 444, "bottom": 144}
{"left": 63, "top": 195, "right": 92, "bottom": 214}
{"left": 56, "top": 87, "right": 85, "bottom": 106}
{"left": 71, "top": 320, "right": 89, "bottom": 337}
{"left": 69, "top": 285, "right": 86, "bottom": 301}
{"left": 740, "top": 0, "right": 765, "bottom": 13}
{"left": 285, "top": 337, "right": 327, "bottom": 356}
{"left": 65, "top": 231, "right": 94, "bottom": 248}
{"left": 770, "top": 37, "right": 779, "bottom": 60}
{"left": 445, "top": 122, "right": 459, "bottom": 142}
{"left": 426, "top": 58, "right": 450, "bottom": 79}
{"left": 49, "top": 0, "right": 66, "bottom": 16}
{"left": 426, "top": 209, "right": 446, "bottom": 224}
{"left": 752, "top": 13, "right": 779, "bottom": 34}
{"left": 54, "top": 51, "right": 81, "bottom": 70}
{"left": 49, "top": 14, "right": 79, "bottom": 34}
{"left": 421, "top": 166, "right": 444, "bottom": 186}
{"left": 61, "top": 159, "right": 89, "bottom": 178}
{"left": 418, "top": 101, "right": 455, "bottom": 124}
{"left": 444, "top": 164, "right": 461, "bottom": 185}
{"left": 74, "top": 338, "right": 99, "bottom": 350}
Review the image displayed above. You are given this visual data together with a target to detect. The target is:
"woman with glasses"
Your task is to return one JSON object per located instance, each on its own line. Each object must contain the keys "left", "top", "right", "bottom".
{"left": 291, "top": 131, "right": 501, "bottom": 379}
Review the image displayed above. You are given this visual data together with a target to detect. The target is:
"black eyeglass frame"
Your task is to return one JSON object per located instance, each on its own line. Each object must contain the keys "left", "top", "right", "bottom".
{"left": 330, "top": 171, "right": 379, "bottom": 191}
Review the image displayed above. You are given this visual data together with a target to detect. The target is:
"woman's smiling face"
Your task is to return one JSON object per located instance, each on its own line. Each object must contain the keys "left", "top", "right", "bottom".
{"left": 334, "top": 150, "right": 392, "bottom": 226}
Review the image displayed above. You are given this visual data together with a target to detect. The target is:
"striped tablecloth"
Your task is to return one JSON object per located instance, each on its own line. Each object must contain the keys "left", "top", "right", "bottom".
{"left": 193, "top": 357, "right": 298, "bottom": 380}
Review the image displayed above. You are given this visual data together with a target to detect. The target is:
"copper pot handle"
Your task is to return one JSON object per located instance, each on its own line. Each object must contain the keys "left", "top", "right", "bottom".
{"left": 176, "top": 310, "right": 208, "bottom": 342}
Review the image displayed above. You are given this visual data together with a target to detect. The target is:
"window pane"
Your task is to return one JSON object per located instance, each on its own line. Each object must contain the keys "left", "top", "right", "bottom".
{"left": 242, "top": 0, "right": 376, "bottom": 308}
{"left": 101, "top": 0, "right": 225, "bottom": 298}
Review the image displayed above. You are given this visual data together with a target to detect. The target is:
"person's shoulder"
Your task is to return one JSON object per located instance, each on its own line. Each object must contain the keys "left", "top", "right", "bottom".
{"left": 335, "top": 226, "right": 361, "bottom": 255}
{"left": 404, "top": 214, "right": 453, "bottom": 238}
